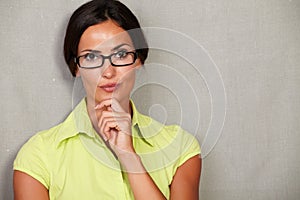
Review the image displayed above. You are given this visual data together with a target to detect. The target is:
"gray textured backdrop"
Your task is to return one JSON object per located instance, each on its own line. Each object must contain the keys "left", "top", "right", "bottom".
{"left": 1, "top": 0, "right": 299, "bottom": 199}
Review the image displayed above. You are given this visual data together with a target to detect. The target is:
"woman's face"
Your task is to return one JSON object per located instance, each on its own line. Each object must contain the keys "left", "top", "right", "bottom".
{"left": 76, "top": 20, "right": 141, "bottom": 108}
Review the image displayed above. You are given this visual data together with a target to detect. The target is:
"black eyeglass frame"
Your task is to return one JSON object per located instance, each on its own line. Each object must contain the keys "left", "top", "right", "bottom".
{"left": 75, "top": 51, "right": 138, "bottom": 69}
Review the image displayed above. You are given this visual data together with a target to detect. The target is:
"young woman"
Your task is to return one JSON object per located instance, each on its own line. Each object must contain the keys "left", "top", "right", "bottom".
{"left": 13, "top": 1, "right": 201, "bottom": 199}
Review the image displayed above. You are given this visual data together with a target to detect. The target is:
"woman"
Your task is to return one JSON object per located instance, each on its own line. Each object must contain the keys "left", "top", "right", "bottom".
{"left": 13, "top": 0, "right": 201, "bottom": 199}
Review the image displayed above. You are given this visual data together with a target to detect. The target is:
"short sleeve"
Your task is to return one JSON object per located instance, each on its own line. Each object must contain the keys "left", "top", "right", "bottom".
{"left": 175, "top": 127, "right": 201, "bottom": 167}
{"left": 13, "top": 134, "right": 50, "bottom": 189}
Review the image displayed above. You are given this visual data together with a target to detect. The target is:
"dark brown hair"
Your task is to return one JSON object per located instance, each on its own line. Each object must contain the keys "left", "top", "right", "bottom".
{"left": 64, "top": 0, "right": 149, "bottom": 76}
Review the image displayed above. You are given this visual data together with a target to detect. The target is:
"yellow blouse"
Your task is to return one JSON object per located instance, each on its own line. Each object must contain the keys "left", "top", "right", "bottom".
{"left": 14, "top": 98, "right": 200, "bottom": 199}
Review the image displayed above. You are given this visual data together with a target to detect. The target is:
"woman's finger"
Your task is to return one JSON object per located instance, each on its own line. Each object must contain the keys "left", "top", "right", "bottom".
{"left": 94, "top": 98, "right": 124, "bottom": 112}
{"left": 98, "top": 110, "right": 131, "bottom": 129}
{"left": 99, "top": 116, "right": 130, "bottom": 134}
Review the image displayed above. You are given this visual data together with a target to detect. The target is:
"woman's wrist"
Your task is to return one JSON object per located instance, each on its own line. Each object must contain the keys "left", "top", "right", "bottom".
{"left": 118, "top": 152, "right": 145, "bottom": 173}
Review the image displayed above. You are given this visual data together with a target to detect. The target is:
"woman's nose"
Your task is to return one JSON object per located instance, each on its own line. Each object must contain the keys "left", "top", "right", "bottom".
{"left": 101, "top": 62, "right": 116, "bottom": 79}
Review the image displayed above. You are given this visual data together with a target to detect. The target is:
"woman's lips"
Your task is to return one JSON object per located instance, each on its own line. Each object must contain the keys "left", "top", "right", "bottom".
{"left": 99, "top": 83, "right": 119, "bottom": 93}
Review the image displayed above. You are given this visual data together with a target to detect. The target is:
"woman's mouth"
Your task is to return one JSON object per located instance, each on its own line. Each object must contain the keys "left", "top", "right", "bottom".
{"left": 98, "top": 83, "right": 120, "bottom": 93}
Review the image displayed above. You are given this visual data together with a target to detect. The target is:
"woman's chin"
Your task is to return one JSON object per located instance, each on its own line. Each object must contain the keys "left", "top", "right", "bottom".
{"left": 93, "top": 93, "right": 120, "bottom": 103}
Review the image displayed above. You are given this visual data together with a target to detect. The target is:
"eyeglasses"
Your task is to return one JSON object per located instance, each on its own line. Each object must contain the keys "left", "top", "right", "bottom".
{"left": 75, "top": 50, "right": 138, "bottom": 69}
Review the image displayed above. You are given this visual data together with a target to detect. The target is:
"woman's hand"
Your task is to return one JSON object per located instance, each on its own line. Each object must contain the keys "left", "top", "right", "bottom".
{"left": 95, "top": 98, "right": 134, "bottom": 158}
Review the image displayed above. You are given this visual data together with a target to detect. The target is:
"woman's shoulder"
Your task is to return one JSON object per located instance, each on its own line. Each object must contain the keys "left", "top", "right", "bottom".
{"left": 136, "top": 113, "right": 199, "bottom": 148}
{"left": 135, "top": 114, "right": 201, "bottom": 173}
{"left": 16, "top": 122, "right": 65, "bottom": 158}
{"left": 13, "top": 114, "right": 76, "bottom": 186}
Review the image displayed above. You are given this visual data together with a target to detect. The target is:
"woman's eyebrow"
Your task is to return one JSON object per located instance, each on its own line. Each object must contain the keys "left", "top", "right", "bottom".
{"left": 79, "top": 44, "right": 131, "bottom": 54}
{"left": 80, "top": 49, "right": 101, "bottom": 54}
{"left": 111, "top": 43, "right": 131, "bottom": 51}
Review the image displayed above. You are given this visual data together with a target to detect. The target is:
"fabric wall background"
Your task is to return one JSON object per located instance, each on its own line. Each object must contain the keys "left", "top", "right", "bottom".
{"left": 0, "top": 0, "right": 299, "bottom": 199}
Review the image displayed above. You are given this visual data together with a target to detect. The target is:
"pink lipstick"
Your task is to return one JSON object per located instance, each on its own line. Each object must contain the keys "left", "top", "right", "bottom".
{"left": 99, "top": 83, "right": 119, "bottom": 93}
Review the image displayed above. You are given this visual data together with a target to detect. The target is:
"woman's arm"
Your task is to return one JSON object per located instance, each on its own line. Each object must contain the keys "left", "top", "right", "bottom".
{"left": 169, "top": 155, "right": 202, "bottom": 200}
{"left": 13, "top": 170, "right": 49, "bottom": 200}
{"left": 95, "top": 98, "right": 166, "bottom": 199}
{"left": 119, "top": 153, "right": 201, "bottom": 200}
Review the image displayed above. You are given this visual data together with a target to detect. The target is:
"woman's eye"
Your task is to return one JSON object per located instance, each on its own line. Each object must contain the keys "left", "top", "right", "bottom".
{"left": 115, "top": 50, "right": 128, "bottom": 59}
{"left": 85, "top": 53, "right": 99, "bottom": 61}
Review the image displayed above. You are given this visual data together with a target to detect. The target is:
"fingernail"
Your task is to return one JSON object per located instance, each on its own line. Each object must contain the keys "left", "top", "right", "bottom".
{"left": 103, "top": 135, "right": 108, "bottom": 141}
{"left": 94, "top": 104, "right": 100, "bottom": 109}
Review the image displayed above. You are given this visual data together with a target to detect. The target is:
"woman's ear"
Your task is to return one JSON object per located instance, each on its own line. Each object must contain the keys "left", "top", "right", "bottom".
{"left": 135, "top": 58, "right": 142, "bottom": 69}
{"left": 75, "top": 68, "right": 80, "bottom": 77}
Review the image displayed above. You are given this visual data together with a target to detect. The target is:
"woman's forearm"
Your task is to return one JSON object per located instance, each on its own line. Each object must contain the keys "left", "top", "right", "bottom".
{"left": 118, "top": 153, "right": 167, "bottom": 200}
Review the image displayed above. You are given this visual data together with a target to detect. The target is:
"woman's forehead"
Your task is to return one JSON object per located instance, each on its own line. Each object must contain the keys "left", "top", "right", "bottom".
{"left": 78, "top": 20, "right": 134, "bottom": 52}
